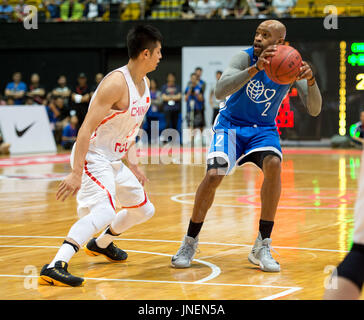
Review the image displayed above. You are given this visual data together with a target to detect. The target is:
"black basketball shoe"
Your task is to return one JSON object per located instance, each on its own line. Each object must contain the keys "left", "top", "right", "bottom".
{"left": 38, "top": 261, "right": 85, "bottom": 287}
{"left": 84, "top": 238, "right": 128, "bottom": 262}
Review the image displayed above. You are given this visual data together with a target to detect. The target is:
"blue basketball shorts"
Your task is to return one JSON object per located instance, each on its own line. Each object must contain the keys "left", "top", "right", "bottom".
{"left": 207, "top": 114, "right": 282, "bottom": 175}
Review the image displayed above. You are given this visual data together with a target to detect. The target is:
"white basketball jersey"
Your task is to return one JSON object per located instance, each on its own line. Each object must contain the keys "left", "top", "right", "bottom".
{"left": 88, "top": 65, "right": 150, "bottom": 161}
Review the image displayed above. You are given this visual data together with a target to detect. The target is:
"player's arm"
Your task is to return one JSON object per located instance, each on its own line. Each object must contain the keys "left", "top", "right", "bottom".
{"left": 56, "top": 73, "right": 125, "bottom": 201}
{"left": 215, "top": 46, "right": 277, "bottom": 100}
{"left": 294, "top": 61, "right": 322, "bottom": 117}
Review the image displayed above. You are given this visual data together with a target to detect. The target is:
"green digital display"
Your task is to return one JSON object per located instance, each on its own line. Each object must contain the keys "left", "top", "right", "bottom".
{"left": 351, "top": 42, "right": 364, "bottom": 53}
{"left": 348, "top": 54, "right": 364, "bottom": 66}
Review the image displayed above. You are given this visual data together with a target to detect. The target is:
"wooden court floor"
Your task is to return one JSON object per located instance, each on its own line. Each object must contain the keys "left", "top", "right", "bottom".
{"left": 0, "top": 147, "right": 363, "bottom": 300}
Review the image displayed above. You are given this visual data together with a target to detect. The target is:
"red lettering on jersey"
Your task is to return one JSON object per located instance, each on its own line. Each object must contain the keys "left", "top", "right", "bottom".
{"left": 146, "top": 97, "right": 150, "bottom": 103}
{"left": 131, "top": 105, "right": 148, "bottom": 117}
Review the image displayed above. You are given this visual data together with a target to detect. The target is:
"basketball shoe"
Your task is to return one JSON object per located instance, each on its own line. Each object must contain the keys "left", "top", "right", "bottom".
{"left": 84, "top": 238, "right": 128, "bottom": 262}
{"left": 38, "top": 261, "right": 85, "bottom": 287}
{"left": 171, "top": 235, "right": 199, "bottom": 268}
{"left": 248, "top": 232, "right": 280, "bottom": 272}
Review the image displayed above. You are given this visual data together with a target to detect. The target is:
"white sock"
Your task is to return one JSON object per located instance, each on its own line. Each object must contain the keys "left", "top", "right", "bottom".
{"left": 48, "top": 243, "right": 76, "bottom": 268}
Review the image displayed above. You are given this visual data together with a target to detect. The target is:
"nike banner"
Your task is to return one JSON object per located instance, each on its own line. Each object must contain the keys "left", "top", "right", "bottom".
{"left": 0, "top": 105, "right": 57, "bottom": 155}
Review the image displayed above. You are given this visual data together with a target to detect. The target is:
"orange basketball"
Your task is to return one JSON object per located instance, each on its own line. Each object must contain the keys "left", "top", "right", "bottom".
{"left": 265, "top": 45, "right": 302, "bottom": 85}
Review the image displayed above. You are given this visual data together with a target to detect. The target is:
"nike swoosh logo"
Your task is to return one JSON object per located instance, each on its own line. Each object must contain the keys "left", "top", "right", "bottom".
{"left": 15, "top": 122, "right": 35, "bottom": 137}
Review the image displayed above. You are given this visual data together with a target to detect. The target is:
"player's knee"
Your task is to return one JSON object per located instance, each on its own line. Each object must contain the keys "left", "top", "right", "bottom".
{"left": 263, "top": 155, "right": 281, "bottom": 175}
{"left": 129, "top": 201, "right": 155, "bottom": 224}
{"left": 206, "top": 169, "right": 224, "bottom": 188}
{"left": 89, "top": 200, "right": 116, "bottom": 230}
{"left": 207, "top": 157, "right": 229, "bottom": 181}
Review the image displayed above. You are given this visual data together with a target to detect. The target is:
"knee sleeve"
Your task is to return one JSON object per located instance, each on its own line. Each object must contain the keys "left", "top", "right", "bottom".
{"left": 336, "top": 243, "right": 364, "bottom": 291}
{"left": 68, "top": 200, "right": 115, "bottom": 246}
{"left": 111, "top": 200, "right": 155, "bottom": 234}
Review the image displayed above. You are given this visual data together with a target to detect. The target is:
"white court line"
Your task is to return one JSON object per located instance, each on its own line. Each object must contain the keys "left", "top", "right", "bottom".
{"left": 0, "top": 245, "right": 220, "bottom": 285}
{"left": 0, "top": 243, "right": 302, "bottom": 300}
{"left": 0, "top": 274, "right": 301, "bottom": 300}
{"left": 0, "top": 235, "right": 349, "bottom": 253}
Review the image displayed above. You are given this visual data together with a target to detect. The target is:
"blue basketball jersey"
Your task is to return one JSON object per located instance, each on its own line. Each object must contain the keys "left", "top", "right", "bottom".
{"left": 219, "top": 46, "right": 291, "bottom": 127}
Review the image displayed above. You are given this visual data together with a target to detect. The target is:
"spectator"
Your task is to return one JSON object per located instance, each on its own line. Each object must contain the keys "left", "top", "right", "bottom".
{"left": 194, "top": 66, "right": 206, "bottom": 93}
{"left": 0, "top": 93, "right": 6, "bottom": 105}
{"left": 185, "top": 72, "right": 205, "bottom": 132}
{"left": 26, "top": 73, "right": 46, "bottom": 105}
{"left": 6, "top": 97, "right": 15, "bottom": 105}
{"left": 61, "top": 115, "right": 78, "bottom": 150}
{"left": 46, "top": 95, "right": 71, "bottom": 143}
{"left": 90, "top": 72, "right": 104, "bottom": 98}
{"left": 249, "top": 0, "right": 272, "bottom": 18}
{"left": 161, "top": 73, "right": 182, "bottom": 134}
{"left": 235, "top": 0, "right": 249, "bottom": 18}
{"left": 45, "top": 0, "right": 61, "bottom": 20}
{"left": 83, "top": 0, "right": 104, "bottom": 21}
{"left": 209, "top": 70, "right": 223, "bottom": 124}
{"left": 14, "top": 0, "right": 27, "bottom": 22}
{"left": 271, "top": 0, "right": 295, "bottom": 18}
{"left": 193, "top": 0, "right": 219, "bottom": 19}
{"left": 145, "top": 79, "right": 162, "bottom": 144}
{"left": 25, "top": 96, "right": 36, "bottom": 105}
{"left": 0, "top": 0, "right": 14, "bottom": 22}
{"left": 60, "top": 0, "right": 84, "bottom": 21}
{"left": 4, "top": 72, "right": 27, "bottom": 105}
{"left": 181, "top": 0, "right": 195, "bottom": 19}
{"left": 51, "top": 75, "right": 71, "bottom": 106}
{"left": 219, "top": 0, "right": 238, "bottom": 19}
{"left": 71, "top": 72, "right": 90, "bottom": 129}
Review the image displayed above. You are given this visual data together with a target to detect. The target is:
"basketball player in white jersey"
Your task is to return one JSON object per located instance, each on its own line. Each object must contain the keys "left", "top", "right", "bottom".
{"left": 324, "top": 150, "right": 364, "bottom": 299}
{"left": 38, "top": 25, "right": 162, "bottom": 287}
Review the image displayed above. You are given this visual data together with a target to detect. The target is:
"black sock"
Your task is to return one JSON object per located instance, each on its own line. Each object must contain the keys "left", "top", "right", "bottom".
{"left": 259, "top": 219, "right": 274, "bottom": 239}
{"left": 187, "top": 220, "right": 204, "bottom": 239}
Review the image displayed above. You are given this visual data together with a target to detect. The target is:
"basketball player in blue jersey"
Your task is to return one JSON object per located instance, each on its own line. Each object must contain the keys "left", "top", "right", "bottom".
{"left": 172, "top": 20, "right": 322, "bottom": 272}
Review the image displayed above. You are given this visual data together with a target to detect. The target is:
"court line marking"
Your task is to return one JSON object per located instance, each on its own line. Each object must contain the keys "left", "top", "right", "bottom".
{"left": 0, "top": 235, "right": 349, "bottom": 253}
{"left": 0, "top": 245, "right": 220, "bottom": 284}
{"left": 170, "top": 187, "right": 358, "bottom": 210}
{"left": 0, "top": 244, "right": 301, "bottom": 300}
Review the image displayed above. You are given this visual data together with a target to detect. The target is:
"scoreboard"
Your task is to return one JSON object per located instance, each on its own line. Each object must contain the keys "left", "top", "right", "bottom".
{"left": 342, "top": 41, "right": 364, "bottom": 137}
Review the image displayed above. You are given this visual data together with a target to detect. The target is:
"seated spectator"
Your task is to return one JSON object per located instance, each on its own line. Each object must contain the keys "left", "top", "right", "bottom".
{"left": 51, "top": 75, "right": 71, "bottom": 106}
{"left": 25, "top": 96, "right": 36, "bottom": 105}
{"left": 90, "top": 72, "right": 104, "bottom": 97}
{"left": 193, "top": 0, "right": 219, "bottom": 19}
{"left": 71, "top": 72, "right": 90, "bottom": 129}
{"left": 271, "top": 0, "right": 295, "bottom": 18}
{"left": 45, "top": 0, "right": 61, "bottom": 20}
{"left": 0, "top": 94, "right": 6, "bottom": 105}
{"left": 248, "top": 0, "right": 272, "bottom": 18}
{"left": 219, "top": 0, "right": 237, "bottom": 18}
{"left": 26, "top": 73, "right": 46, "bottom": 105}
{"left": 4, "top": 72, "right": 27, "bottom": 105}
{"left": 14, "top": 0, "right": 27, "bottom": 22}
{"left": 60, "top": 0, "right": 84, "bottom": 21}
{"left": 181, "top": 0, "right": 195, "bottom": 19}
{"left": 6, "top": 97, "right": 15, "bottom": 105}
{"left": 46, "top": 95, "right": 71, "bottom": 143}
{"left": 0, "top": 0, "right": 14, "bottom": 22}
{"left": 83, "top": 0, "right": 104, "bottom": 21}
{"left": 61, "top": 115, "right": 78, "bottom": 150}
{"left": 231, "top": 0, "right": 249, "bottom": 18}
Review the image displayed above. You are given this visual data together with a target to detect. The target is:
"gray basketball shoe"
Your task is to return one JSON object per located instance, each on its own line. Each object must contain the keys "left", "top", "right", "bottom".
{"left": 248, "top": 232, "right": 280, "bottom": 272}
{"left": 171, "top": 235, "right": 199, "bottom": 268}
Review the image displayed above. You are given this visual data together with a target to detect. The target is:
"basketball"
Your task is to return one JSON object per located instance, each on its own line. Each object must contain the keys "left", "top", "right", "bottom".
{"left": 265, "top": 45, "right": 302, "bottom": 85}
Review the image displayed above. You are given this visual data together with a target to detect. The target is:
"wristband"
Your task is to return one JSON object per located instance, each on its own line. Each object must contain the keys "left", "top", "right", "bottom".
{"left": 253, "top": 63, "right": 261, "bottom": 72}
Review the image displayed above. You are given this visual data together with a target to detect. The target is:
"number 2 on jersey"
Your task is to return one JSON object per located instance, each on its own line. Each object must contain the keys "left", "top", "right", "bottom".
{"left": 261, "top": 102, "right": 271, "bottom": 117}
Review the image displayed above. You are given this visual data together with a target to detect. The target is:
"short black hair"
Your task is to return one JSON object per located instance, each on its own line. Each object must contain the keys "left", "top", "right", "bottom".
{"left": 127, "top": 24, "right": 163, "bottom": 60}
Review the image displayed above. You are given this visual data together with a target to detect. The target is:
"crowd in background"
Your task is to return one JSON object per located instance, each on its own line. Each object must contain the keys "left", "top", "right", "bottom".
{"left": 0, "top": 0, "right": 306, "bottom": 23}
{"left": 0, "top": 67, "right": 222, "bottom": 151}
